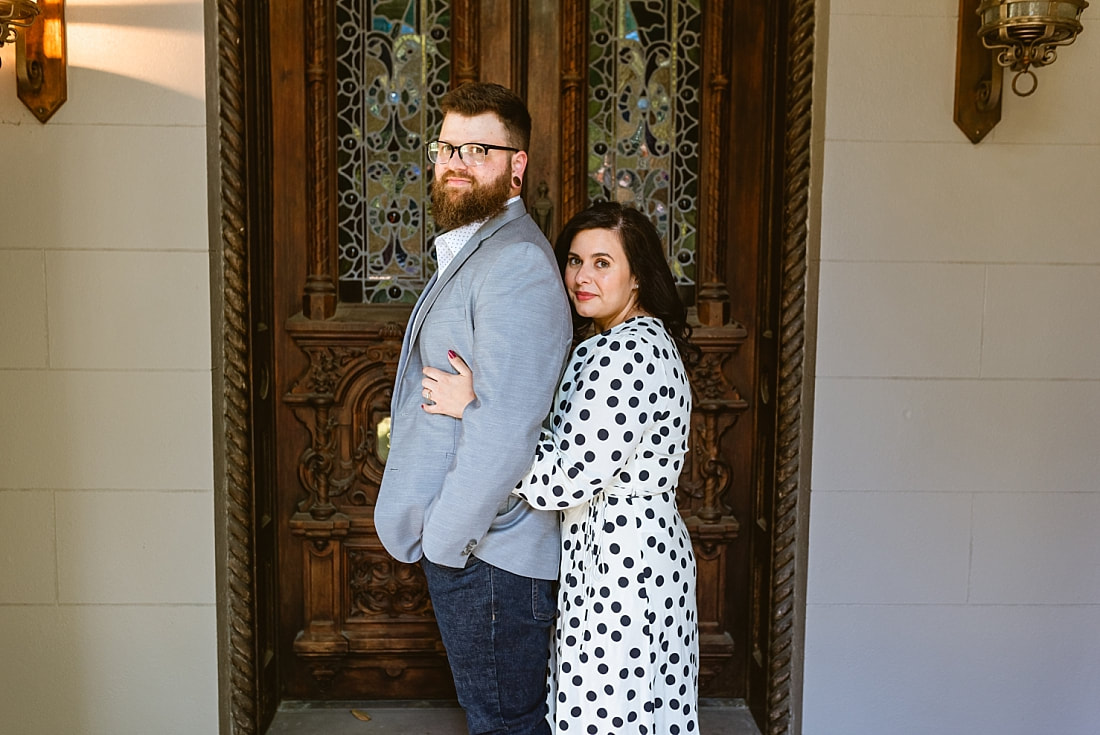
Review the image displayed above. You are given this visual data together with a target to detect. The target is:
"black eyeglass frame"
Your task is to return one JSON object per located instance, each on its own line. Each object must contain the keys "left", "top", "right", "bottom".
{"left": 426, "top": 140, "right": 521, "bottom": 165}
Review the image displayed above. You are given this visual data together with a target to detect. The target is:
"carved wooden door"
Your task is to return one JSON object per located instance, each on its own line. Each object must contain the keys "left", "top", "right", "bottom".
{"left": 267, "top": 0, "right": 781, "bottom": 720}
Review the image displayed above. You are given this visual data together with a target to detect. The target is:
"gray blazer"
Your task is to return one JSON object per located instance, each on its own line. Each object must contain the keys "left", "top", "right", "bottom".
{"left": 374, "top": 199, "right": 572, "bottom": 579}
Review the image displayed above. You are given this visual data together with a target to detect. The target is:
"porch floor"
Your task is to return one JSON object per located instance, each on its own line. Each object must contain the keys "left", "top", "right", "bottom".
{"left": 265, "top": 699, "right": 762, "bottom": 734}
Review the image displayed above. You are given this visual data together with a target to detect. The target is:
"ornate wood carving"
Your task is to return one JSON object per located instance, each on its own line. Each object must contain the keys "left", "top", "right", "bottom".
{"left": 683, "top": 323, "right": 749, "bottom": 695}
{"left": 683, "top": 330, "right": 749, "bottom": 531}
{"left": 347, "top": 548, "right": 433, "bottom": 619}
{"left": 283, "top": 309, "right": 456, "bottom": 695}
{"left": 292, "top": 532, "right": 351, "bottom": 670}
{"left": 212, "top": 0, "right": 259, "bottom": 731}
{"left": 284, "top": 316, "right": 403, "bottom": 518}
{"left": 768, "top": 0, "right": 816, "bottom": 732}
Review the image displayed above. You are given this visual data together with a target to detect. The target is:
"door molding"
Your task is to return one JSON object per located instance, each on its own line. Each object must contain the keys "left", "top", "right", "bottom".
{"left": 209, "top": 0, "right": 817, "bottom": 732}
{"left": 209, "top": 0, "right": 263, "bottom": 731}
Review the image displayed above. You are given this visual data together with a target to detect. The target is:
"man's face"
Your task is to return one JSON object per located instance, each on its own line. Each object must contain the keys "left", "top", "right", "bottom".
{"left": 430, "top": 112, "right": 526, "bottom": 231}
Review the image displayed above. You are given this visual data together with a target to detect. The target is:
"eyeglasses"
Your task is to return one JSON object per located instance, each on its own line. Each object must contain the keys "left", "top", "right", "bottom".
{"left": 427, "top": 140, "right": 520, "bottom": 166}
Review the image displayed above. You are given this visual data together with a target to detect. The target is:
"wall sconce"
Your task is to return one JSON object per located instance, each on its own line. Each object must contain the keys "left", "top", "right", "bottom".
{"left": 0, "top": 0, "right": 66, "bottom": 123}
{"left": 1, "top": 1, "right": 38, "bottom": 46}
{"left": 954, "top": 0, "right": 1088, "bottom": 143}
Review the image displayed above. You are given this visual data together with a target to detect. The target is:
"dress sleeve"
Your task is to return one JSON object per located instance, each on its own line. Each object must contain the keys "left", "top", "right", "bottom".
{"left": 513, "top": 331, "right": 666, "bottom": 510}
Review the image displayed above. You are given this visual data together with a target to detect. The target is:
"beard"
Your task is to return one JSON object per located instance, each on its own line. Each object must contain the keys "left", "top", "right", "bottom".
{"left": 430, "top": 168, "right": 513, "bottom": 231}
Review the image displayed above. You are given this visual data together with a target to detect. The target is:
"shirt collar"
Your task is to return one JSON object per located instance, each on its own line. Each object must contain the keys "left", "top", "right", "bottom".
{"left": 435, "top": 196, "right": 523, "bottom": 274}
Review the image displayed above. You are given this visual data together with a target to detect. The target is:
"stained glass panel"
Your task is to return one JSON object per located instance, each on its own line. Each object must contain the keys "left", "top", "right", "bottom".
{"left": 336, "top": 0, "right": 450, "bottom": 303}
{"left": 587, "top": 0, "right": 701, "bottom": 290}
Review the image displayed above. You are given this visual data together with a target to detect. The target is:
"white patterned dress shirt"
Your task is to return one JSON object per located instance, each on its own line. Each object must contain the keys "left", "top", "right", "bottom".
{"left": 434, "top": 196, "right": 522, "bottom": 275}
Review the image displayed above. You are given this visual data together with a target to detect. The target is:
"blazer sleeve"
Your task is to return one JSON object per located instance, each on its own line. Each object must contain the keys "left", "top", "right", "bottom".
{"left": 420, "top": 239, "right": 571, "bottom": 567}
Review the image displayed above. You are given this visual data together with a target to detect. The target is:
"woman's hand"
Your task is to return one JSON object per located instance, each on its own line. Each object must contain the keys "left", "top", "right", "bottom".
{"left": 422, "top": 350, "right": 475, "bottom": 419}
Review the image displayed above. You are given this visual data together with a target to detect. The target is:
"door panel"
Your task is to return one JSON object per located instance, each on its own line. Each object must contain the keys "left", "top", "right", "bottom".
{"left": 269, "top": 0, "right": 771, "bottom": 708}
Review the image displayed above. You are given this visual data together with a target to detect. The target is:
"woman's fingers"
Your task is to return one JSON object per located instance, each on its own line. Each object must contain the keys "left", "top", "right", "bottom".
{"left": 422, "top": 352, "right": 469, "bottom": 380}
{"left": 447, "top": 350, "right": 471, "bottom": 376}
{"left": 422, "top": 366, "right": 446, "bottom": 383}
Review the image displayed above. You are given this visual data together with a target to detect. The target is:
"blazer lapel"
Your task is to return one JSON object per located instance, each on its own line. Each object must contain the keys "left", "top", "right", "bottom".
{"left": 393, "top": 271, "right": 437, "bottom": 397}
{"left": 396, "top": 199, "right": 529, "bottom": 392}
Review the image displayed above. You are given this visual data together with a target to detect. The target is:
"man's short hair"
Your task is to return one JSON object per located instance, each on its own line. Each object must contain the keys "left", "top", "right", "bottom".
{"left": 439, "top": 82, "right": 532, "bottom": 152}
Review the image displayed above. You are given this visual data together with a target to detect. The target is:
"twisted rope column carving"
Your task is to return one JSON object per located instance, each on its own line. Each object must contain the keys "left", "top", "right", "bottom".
{"left": 768, "top": 0, "right": 816, "bottom": 732}
{"left": 215, "top": 0, "right": 257, "bottom": 732}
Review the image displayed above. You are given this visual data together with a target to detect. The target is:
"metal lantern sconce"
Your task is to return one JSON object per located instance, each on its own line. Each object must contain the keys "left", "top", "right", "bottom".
{"left": 0, "top": 0, "right": 67, "bottom": 123}
{"left": 954, "top": 0, "right": 1088, "bottom": 143}
{"left": 1, "top": 1, "right": 38, "bottom": 44}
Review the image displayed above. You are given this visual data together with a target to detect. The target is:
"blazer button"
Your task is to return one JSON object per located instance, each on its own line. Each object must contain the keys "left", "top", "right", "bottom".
{"left": 461, "top": 539, "right": 477, "bottom": 556}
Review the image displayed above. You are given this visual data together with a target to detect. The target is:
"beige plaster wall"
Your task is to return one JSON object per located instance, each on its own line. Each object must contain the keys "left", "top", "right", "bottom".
{"left": 804, "top": 2, "right": 1100, "bottom": 733}
{"left": 0, "top": 2, "right": 217, "bottom": 733}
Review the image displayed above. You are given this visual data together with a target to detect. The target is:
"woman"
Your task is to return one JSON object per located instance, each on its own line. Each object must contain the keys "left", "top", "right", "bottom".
{"left": 424, "top": 202, "right": 699, "bottom": 734}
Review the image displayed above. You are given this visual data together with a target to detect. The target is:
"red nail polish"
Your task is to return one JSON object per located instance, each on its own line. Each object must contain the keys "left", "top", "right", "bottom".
{"left": 448, "top": 350, "right": 457, "bottom": 359}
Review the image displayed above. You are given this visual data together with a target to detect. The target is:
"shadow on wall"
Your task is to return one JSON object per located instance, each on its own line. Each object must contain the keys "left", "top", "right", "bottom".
{"left": 0, "top": 1, "right": 206, "bottom": 122}
{"left": 0, "top": 65, "right": 204, "bottom": 127}
{"left": 67, "top": 3, "right": 203, "bottom": 31}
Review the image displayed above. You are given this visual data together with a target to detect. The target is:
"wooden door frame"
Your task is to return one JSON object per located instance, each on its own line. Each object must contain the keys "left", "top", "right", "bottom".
{"left": 208, "top": 1, "right": 817, "bottom": 733}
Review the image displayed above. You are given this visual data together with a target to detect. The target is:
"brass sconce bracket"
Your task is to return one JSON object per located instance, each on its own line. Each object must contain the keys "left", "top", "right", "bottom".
{"left": 955, "top": 0, "right": 1089, "bottom": 144}
{"left": 954, "top": 0, "right": 1002, "bottom": 143}
{"left": 1, "top": 0, "right": 66, "bottom": 122}
{"left": 15, "top": 0, "right": 66, "bottom": 122}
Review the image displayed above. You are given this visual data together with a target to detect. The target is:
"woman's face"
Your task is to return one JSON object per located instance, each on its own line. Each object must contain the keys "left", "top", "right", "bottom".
{"left": 563, "top": 228, "right": 639, "bottom": 332}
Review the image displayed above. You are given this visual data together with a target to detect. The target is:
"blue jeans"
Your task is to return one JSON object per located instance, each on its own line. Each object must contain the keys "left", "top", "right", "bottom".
{"left": 421, "top": 556, "right": 555, "bottom": 735}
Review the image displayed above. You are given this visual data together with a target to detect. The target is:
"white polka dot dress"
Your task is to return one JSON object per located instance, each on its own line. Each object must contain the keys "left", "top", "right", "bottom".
{"left": 513, "top": 316, "right": 699, "bottom": 734}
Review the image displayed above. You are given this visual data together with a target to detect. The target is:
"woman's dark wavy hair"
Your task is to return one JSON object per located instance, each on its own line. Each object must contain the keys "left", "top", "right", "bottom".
{"left": 555, "top": 201, "right": 700, "bottom": 366}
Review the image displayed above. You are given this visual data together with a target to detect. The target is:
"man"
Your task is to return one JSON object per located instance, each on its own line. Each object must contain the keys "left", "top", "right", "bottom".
{"left": 374, "top": 83, "right": 572, "bottom": 735}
